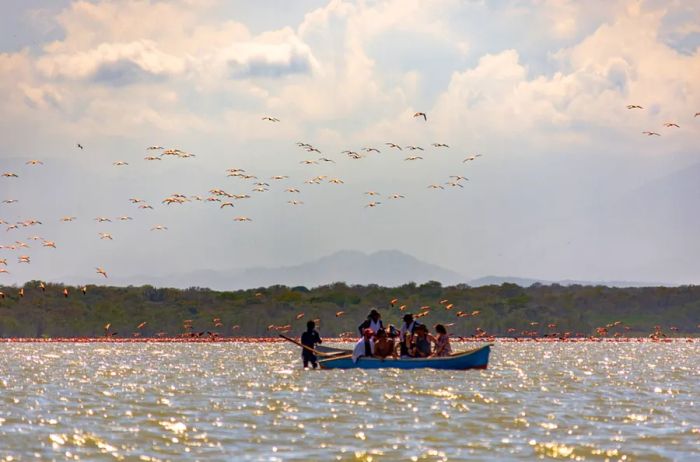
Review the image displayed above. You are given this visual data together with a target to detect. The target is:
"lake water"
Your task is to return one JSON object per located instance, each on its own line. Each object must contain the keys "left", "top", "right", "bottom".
{"left": 0, "top": 341, "right": 698, "bottom": 461}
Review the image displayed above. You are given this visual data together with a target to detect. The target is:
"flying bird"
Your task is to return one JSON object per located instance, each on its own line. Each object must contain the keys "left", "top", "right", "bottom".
{"left": 385, "top": 143, "right": 402, "bottom": 150}
{"left": 99, "top": 232, "right": 113, "bottom": 240}
{"left": 262, "top": 116, "right": 280, "bottom": 122}
{"left": 463, "top": 155, "right": 482, "bottom": 162}
{"left": 26, "top": 160, "right": 43, "bottom": 165}
{"left": 432, "top": 143, "right": 449, "bottom": 148}
{"left": 626, "top": 105, "right": 643, "bottom": 109}
{"left": 151, "top": 225, "right": 168, "bottom": 231}
{"left": 96, "top": 267, "right": 108, "bottom": 278}
{"left": 113, "top": 161, "right": 128, "bottom": 166}
{"left": 413, "top": 112, "right": 427, "bottom": 121}
{"left": 77, "top": 143, "right": 84, "bottom": 149}
{"left": 642, "top": 131, "right": 660, "bottom": 136}
{"left": 233, "top": 216, "right": 252, "bottom": 222}
{"left": 663, "top": 122, "right": 680, "bottom": 128}
{"left": 404, "top": 156, "right": 423, "bottom": 161}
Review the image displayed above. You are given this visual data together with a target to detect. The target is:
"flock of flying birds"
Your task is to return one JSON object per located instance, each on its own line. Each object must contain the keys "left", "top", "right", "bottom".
{"left": 628, "top": 105, "right": 700, "bottom": 136}
{"left": 1, "top": 111, "right": 482, "bottom": 292}
{"left": 1, "top": 107, "right": 699, "bottom": 339}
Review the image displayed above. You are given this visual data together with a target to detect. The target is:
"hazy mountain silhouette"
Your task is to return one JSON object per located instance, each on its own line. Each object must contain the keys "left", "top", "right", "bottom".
{"left": 91, "top": 250, "right": 669, "bottom": 290}
{"left": 111, "top": 250, "right": 466, "bottom": 289}
{"left": 468, "top": 276, "right": 666, "bottom": 288}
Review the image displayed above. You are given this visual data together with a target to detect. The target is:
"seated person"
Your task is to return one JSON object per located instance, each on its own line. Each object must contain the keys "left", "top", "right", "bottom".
{"left": 351, "top": 328, "right": 375, "bottom": 363}
{"left": 373, "top": 328, "right": 396, "bottom": 359}
{"left": 432, "top": 323, "right": 452, "bottom": 357}
{"left": 399, "top": 314, "right": 420, "bottom": 358}
{"left": 411, "top": 324, "right": 435, "bottom": 358}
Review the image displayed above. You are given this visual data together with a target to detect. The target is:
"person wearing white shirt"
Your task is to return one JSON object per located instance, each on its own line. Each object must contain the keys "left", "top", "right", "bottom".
{"left": 352, "top": 328, "right": 375, "bottom": 363}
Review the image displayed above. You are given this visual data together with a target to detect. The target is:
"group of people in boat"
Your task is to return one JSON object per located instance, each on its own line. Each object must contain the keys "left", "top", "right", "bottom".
{"left": 300, "top": 308, "right": 452, "bottom": 368}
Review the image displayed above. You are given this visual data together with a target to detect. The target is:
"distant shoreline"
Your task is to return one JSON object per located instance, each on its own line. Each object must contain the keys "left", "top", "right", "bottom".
{"left": 0, "top": 337, "right": 695, "bottom": 343}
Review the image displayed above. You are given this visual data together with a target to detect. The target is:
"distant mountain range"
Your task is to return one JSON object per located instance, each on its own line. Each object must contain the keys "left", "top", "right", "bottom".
{"left": 95, "top": 249, "right": 668, "bottom": 290}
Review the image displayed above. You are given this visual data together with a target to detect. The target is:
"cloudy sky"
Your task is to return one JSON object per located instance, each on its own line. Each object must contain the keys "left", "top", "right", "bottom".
{"left": 1, "top": 0, "right": 699, "bottom": 287}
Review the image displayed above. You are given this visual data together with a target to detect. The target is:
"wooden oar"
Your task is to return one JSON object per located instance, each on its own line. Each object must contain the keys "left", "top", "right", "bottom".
{"left": 278, "top": 334, "right": 346, "bottom": 358}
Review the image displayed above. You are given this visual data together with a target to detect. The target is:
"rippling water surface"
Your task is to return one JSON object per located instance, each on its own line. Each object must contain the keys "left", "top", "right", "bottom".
{"left": 1, "top": 342, "right": 698, "bottom": 461}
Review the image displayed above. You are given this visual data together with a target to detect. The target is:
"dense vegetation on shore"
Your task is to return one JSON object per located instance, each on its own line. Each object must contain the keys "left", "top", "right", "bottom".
{"left": 0, "top": 281, "right": 698, "bottom": 338}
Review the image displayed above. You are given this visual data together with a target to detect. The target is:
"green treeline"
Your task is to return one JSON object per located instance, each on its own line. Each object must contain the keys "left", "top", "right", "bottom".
{"left": 0, "top": 281, "right": 698, "bottom": 338}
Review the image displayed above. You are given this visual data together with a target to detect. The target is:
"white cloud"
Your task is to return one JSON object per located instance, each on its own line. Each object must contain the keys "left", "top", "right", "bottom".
{"left": 37, "top": 40, "right": 186, "bottom": 83}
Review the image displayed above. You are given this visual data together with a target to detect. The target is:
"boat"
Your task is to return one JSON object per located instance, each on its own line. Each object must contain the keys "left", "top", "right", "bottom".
{"left": 278, "top": 334, "right": 351, "bottom": 357}
{"left": 315, "top": 344, "right": 352, "bottom": 355}
{"left": 318, "top": 344, "right": 492, "bottom": 370}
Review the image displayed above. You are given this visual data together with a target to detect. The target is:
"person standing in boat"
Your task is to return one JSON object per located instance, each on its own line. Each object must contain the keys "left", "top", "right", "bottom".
{"left": 351, "top": 328, "right": 375, "bottom": 363}
{"left": 300, "top": 320, "right": 322, "bottom": 369}
{"left": 357, "top": 309, "right": 383, "bottom": 337}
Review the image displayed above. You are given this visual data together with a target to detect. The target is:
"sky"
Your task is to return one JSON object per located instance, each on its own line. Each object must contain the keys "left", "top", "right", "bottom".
{"left": 1, "top": 0, "right": 699, "bottom": 287}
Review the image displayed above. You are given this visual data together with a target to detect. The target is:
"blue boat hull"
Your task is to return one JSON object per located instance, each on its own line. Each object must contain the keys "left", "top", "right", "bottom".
{"left": 318, "top": 344, "right": 491, "bottom": 370}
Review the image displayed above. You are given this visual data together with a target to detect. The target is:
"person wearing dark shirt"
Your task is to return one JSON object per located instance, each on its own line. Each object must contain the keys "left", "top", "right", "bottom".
{"left": 357, "top": 309, "right": 383, "bottom": 336}
{"left": 300, "top": 320, "right": 322, "bottom": 369}
{"left": 399, "top": 313, "right": 420, "bottom": 358}
{"left": 411, "top": 324, "right": 434, "bottom": 358}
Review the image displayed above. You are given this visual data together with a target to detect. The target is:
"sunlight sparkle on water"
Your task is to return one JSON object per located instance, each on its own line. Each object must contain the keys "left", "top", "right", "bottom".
{"left": 0, "top": 342, "right": 697, "bottom": 460}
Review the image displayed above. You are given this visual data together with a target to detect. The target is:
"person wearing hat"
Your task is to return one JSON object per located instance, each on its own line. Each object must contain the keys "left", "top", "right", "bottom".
{"left": 357, "top": 308, "right": 384, "bottom": 336}
{"left": 352, "top": 328, "right": 375, "bottom": 363}
{"left": 399, "top": 313, "right": 420, "bottom": 358}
